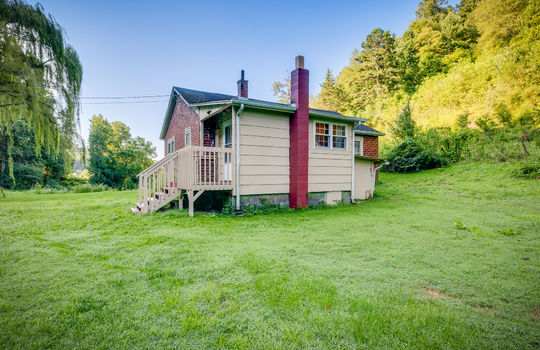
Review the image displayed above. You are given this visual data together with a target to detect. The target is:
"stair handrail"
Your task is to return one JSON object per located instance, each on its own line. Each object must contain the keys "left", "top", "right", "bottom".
{"left": 138, "top": 148, "right": 180, "bottom": 177}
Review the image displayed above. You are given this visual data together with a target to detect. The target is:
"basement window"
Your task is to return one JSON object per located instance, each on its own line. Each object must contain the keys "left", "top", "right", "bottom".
{"left": 314, "top": 122, "right": 347, "bottom": 150}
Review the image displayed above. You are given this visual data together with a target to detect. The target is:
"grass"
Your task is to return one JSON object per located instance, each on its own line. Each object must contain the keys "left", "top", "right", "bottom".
{"left": 0, "top": 162, "right": 538, "bottom": 349}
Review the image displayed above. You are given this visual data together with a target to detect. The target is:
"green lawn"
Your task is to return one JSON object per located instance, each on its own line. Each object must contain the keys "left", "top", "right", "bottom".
{"left": 0, "top": 162, "right": 538, "bottom": 349}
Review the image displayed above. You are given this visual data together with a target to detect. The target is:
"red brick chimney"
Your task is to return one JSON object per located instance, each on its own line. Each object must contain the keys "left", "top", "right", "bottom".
{"left": 289, "top": 56, "right": 309, "bottom": 209}
{"left": 237, "top": 70, "right": 248, "bottom": 98}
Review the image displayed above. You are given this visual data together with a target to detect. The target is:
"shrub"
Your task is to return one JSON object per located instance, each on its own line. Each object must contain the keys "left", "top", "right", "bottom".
{"left": 63, "top": 175, "right": 89, "bottom": 187}
{"left": 512, "top": 157, "right": 540, "bottom": 179}
{"left": 72, "top": 184, "right": 109, "bottom": 193}
{"left": 383, "top": 139, "right": 446, "bottom": 173}
{"left": 33, "top": 186, "right": 68, "bottom": 194}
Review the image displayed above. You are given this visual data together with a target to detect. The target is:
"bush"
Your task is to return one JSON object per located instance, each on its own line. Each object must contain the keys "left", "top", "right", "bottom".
{"left": 72, "top": 184, "right": 109, "bottom": 193}
{"left": 32, "top": 186, "right": 68, "bottom": 194}
{"left": 512, "top": 158, "right": 540, "bottom": 179}
{"left": 383, "top": 139, "right": 446, "bottom": 173}
{"left": 63, "top": 175, "right": 89, "bottom": 187}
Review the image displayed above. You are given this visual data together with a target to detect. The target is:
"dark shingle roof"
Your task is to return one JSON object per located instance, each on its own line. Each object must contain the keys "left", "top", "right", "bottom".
{"left": 174, "top": 87, "right": 235, "bottom": 104}
{"left": 161, "top": 86, "right": 376, "bottom": 139}
{"left": 354, "top": 123, "right": 385, "bottom": 136}
{"left": 309, "top": 108, "right": 343, "bottom": 117}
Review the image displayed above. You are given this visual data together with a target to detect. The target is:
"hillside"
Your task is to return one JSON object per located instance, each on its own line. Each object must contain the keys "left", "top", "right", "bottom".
{"left": 313, "top": 0, "right": 540, "bottom": 135}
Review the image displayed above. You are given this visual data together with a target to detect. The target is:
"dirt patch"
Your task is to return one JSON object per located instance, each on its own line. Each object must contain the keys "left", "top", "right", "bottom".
{"left": 530, "top": 308, "right": 540, "bottom": 320}
{"left": 424, "top": 287, "right": 450, "bottom": 299}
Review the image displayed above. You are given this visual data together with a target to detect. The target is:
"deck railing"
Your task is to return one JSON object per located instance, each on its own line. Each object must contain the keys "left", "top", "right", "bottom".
{"left": 137, "top": 146, "right": 233, "bottom": 206}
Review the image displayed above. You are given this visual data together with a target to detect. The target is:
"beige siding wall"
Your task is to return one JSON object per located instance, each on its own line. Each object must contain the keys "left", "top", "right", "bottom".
{"left": 354, "top": 159, "right": 375, "bottom": 200}
{"left": 308, "top": 118, "right": 354, "bottom": 193}
{"left": 239, "top": 109, "right": 290, "bottom": 195}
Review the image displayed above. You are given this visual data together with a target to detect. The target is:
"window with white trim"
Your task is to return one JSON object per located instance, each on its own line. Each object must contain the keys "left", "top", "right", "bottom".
{"left": 167, "top": 136, "right": 175, "bottom": 154}
{"left": 314, "top": 122, "right": 347, "bottom": 150}
{"left": 185, "top": 128, "right": 191, "bottom": 147}
{"left": 355, "top": 137, "right": 363, "bottom": 155}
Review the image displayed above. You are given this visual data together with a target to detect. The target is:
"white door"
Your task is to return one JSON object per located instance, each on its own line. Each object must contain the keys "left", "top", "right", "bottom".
{"left": 222, "top": 120, "right": 232, "bottom": 181}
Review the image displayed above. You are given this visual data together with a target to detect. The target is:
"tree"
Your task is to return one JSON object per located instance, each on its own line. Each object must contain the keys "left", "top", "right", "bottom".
{"left": 338, "top": 28, "right": 399, "bottom": 113}
{"left": 316, "top": 69, "right": 345, "bottom": 112}
{"left": 415, "top": 0, "right": 448, "bottom": 19}
{"left": 88, "top": 115, "right": 155, "bottom": 189}
{"left": 390, "top": 102, "right": 416, "bottom": 141}
{"left": 0, "top": 119, "right": 70, "bottom": 189}
{"left": 0, "top": 0, "right": 83, "bottom": 181}
{"left": 272, "top": 74, "right": 290, "bottom": 104}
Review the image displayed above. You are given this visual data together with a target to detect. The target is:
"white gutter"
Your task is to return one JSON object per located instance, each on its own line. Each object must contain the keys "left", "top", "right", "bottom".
{"left": 235, "top": 103, "right": 244, "bottom": 211}
{"left": 351, "top": 127, "right": 355, "bottom": 203}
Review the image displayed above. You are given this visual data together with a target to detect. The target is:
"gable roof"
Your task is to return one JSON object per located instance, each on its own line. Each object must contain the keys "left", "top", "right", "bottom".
{"left": 160, "top": 86, "right": 375, "bottom": 140}
{"left": 174, "top": 87, "right": 236, "bottom": 104}
{"left": 354, "top": 123, "right": 385, "bottom": 136}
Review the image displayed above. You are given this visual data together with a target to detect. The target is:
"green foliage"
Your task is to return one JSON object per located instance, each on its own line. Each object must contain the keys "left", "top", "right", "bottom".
{"left": 313, "top": 69, "right": 345, "bottom": 112}
{"left": 271, "top": 74, "right": 290, "bottom": 104}
{"left": 0, "top": 0, "right": 83, "bottom": 180}
{"left": 389, "top": 102, "right": 416, "bottom": 140}
{"left": 71, "top": 183, "right": 108, "bottom": 193}
{"left": 383, "top": 139, "right": 446, "bottom": 173}
{"left": 511, "top": 156, "right": 540, "bottom": 179}
{"left": 0, "top": 119, "right": 71, "bottom": 189}
{"left": 455, "top": 113, "right": 469, "bottom": 128}
{"left": 314, "top": 0, "right": 539, "bottom": 134}
{"left": 88, "top": 115, "right": 156, "bottom": 189}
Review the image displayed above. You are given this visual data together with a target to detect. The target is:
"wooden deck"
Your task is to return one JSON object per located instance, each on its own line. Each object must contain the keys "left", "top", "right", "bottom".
{"left": 132, "top": 146, "right": 233, "bottom": 215}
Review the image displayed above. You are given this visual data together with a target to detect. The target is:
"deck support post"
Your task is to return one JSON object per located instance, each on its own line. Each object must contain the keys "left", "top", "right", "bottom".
{"left": 187, "top": 189, "right": 205, "bottom": 217}
{"left": 178, "top": 190, "right": 183, "bottom": 210}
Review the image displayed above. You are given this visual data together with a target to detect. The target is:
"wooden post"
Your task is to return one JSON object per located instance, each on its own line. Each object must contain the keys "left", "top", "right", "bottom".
{"left": 178, "top": 190, "right": 183, "bottom": 210}
{"left": 187, "top": 190, "right": 194, "bottom": 217}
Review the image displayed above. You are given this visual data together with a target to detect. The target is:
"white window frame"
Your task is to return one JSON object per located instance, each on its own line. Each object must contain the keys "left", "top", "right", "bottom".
{"left": 167, "top": 136, "right": 175, "bottom": 154}
{"left": 185, "top": 127, "right": 191, "bottom": 147}
{"left": 313, "top": 121, "right": 348, "bottom": 151}
{"left": 355, "top": 136, "right": 363, "bottom": 156}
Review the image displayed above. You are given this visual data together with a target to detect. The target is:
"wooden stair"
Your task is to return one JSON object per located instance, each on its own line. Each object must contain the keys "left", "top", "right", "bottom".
{"left": 133, "top": 146, "right": 233, "bottom": 216}
{"left": 131, "top": 185, "right": 179, "bottom": 214}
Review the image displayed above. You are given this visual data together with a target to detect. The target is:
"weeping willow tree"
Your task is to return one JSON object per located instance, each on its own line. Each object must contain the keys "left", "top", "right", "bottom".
{"left": 0, "top": 0, "right": 83, "bottom": 183}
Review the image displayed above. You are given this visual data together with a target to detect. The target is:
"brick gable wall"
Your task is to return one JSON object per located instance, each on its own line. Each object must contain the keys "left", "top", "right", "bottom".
{"left": 362, "top": 136, "right": 379, "bottom": 158}
{"left": 164, "top": 98, "right": 201, "bottom": 155}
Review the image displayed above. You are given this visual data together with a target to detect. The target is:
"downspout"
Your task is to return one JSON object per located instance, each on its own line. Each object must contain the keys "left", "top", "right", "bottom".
{"left": 351, "top": 128, "right": 355, "bottom": 203}
{"left": 235, "top": 103, "right": 244, "bottom": 211}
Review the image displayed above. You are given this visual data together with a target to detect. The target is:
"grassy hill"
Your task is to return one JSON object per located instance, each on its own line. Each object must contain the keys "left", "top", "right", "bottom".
{"left": 0, "top": 162, "right": 538, "bottom": 348}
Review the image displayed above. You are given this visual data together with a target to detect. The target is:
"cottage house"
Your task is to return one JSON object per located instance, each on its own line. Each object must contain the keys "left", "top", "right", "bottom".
{"left": 133, "top": 56, "right": 384, "bottom": 215}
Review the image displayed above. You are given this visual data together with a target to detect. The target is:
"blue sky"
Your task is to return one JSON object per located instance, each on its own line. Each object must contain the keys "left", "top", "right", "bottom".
{"left": 38, "top": 0, "right": 451, "bottom": 157}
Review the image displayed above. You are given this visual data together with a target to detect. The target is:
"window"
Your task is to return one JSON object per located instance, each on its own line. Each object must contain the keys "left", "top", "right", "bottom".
{"left": 167, "top": 137, "right": 175, "bottom": 154}
{"left": 355, "top": 137, "right": 363, "bottom": 155}
{"left": 314, "top": 122, "right": 347, "bottom": 150}
{"left": 333, "top": 124, "right": 346, "bottom": 149}
{"left": 185, "top": 128, "right": 191, "bottom": 147}
{"left": 315, "top": 122, "right": 330, "bottom": 148}
{"left": 223, "top": 120, "right": 232, "bottom": 148}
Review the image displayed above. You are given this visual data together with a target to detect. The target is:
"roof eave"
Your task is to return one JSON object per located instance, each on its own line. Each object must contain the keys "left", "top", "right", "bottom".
{"left": 190, "top": 100, "right": 234, "bottom": 108}
{"left": 355, "top": 130, "right": 386, "bottom": 136}
{"left": 159, "top": 88, "right": 178, "bottom": 140}
{"left": 231, "top": 99, "right": 297, "bottom": 113}
{"left": 309, "top": 110, "right": 367, "bottom": 122}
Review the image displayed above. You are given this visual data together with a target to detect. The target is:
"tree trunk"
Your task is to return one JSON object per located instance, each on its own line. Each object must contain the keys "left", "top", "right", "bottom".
{"left": 520, "top": 133, "right": 530, "bottom": 156}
